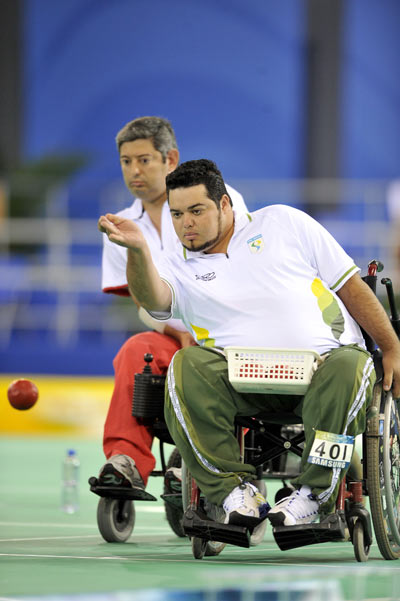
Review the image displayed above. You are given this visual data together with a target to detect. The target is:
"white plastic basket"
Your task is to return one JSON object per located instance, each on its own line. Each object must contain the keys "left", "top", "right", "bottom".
{"left": 225, "top": 347, "right": 321, "bottom": 394}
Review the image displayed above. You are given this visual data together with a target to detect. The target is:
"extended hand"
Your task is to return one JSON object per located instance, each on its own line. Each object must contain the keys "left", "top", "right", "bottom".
{"left": 98, "top": 213, "right": 145, "bottom": 250}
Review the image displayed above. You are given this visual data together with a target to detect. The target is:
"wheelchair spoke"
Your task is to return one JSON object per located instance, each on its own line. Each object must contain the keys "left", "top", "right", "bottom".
{"left": 383, "top": 393, "right": 400, "bottom": 546}
{"left": 367, "top": 384, "right": 400, "bottom": 559}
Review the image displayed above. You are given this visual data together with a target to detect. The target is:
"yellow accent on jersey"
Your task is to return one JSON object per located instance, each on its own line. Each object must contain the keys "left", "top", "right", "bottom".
{"left": 311, "top": 278, "right": 334, "bottom": 311}
{"left": 191, "top": 324, "right": 215, "bottom": 347}
{"left": 311, "top": 277, "right": 345, "bottom": 340}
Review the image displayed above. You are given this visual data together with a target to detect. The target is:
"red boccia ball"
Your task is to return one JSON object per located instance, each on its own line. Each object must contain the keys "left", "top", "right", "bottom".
{"left": 7, "top": 379, "right": 39, "bottom": 410}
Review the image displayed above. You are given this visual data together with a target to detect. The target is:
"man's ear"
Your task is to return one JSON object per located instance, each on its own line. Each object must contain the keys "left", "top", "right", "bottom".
{"left": 220, "top": 194, "right": 232, "bottom": 213}
{"left": 166, "top": 149, "right": 179, "bottom": 173}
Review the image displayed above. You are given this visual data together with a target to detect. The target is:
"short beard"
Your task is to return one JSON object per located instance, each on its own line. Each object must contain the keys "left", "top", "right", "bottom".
{"left": 182, "top": 212, "right": 222, "bottom": 253}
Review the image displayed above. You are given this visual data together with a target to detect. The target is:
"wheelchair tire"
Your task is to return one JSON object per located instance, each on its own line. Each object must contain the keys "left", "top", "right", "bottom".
{"left": 367, "top": 386, "right": 400, "bottom": 559}
{"left": 163, "top": 447, "right": 185, "bottom": 538}
{"left": 274, "top": 484, "right": 295, "bottom": 504}
{"left": 96, "top": 497, "right": 135, "bottom": 543}
{"left": 182, "top": 462, "right": 226, "bottom": 559}
{"left": 191, "top": 536, "right": 208, "bottom": 559}
{"left": 352, "top": 519, "right": 370, "bottom": 562}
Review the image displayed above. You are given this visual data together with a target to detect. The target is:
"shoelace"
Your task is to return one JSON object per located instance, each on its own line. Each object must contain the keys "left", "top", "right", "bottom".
{"left": 254, "top": 491, "right": 266, "bottom": 506}
{"left": 223, "top": 485, "right": 252, "bottom": 512}
{"left": 285, "top": 491, "right": 318, "bottom": 520}
{"left": 254, "top": 490, "right": 270, "bottom": 518}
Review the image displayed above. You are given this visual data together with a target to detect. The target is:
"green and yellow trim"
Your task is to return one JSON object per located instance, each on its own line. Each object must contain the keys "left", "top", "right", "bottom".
{"left": 331, "top": 265, "right": 358, "bottom": 291}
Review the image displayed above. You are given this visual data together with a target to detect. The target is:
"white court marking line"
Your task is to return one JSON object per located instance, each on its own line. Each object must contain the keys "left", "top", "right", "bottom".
{"left": 0, "top": 529, "right": 178, "bottom": 543}
{"left": 3, "top": 504, "right": 165, "bottom": 513}
{"left": 0, "top": 522, "right": 98, "bottom": 528}
{"left": 0, "top": 535, "right": 101, "bottom": 542}
{"left": 0, "top": 530, "right": 372, "bottom": 552}
{"left": 0, "top": 520, "right": 167, "bottom": 529}
{"left": 1, "top": 553, "right": 400, "bottom": 570}
{"left": 0, "top": 529, "right": 172, "bottom": 541}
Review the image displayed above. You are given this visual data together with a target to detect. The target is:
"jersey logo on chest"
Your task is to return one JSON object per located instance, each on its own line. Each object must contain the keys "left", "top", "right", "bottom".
{"left": 195, "top": 272, "right": 216, "bottom": 281}
{"left": 247, "top": 234, "right": 264, "bottom": 254}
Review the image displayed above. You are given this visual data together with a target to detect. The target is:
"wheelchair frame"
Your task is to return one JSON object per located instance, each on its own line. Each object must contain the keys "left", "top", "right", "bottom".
{"left": 88, "top": 357, "right": 186, "bottom": 542}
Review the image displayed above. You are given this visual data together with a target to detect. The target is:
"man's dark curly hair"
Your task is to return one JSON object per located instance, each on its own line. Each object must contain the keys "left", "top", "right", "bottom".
{"left": 166, "top": 159, "right": 232, "bottom": 208}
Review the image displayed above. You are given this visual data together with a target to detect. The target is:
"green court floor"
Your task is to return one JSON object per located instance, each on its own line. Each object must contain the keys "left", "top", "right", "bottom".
{"left": 1, "top": 436, "right": 400, "bottom": 601}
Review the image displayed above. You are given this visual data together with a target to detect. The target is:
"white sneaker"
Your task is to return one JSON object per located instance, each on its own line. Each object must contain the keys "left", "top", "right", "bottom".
{"left": 165, "top": 466, "right": 182, "bottom": 482}
{"left": 98, "top": 454, "right": 144, "bottom": 490}
{"left": 267, "top": 485, "right": 319, "bottom": 527}
{"left": 223, "top": 482, "right": 270, "bottom": 527}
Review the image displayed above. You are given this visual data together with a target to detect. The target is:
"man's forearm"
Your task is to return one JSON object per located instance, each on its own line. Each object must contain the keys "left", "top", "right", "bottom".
{"left": 126, "top": 247, "right": 171, "bottom": 311}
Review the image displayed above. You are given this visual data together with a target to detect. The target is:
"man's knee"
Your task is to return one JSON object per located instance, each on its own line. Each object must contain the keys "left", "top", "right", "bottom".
{"left": 318, "top": 345, "right": 372, "bottom": 391}
{"left": 115, "top": 332, "right": 161, "bottom": 360}
{"left": 170, "top": 346, "right": 220, "bottom": 386}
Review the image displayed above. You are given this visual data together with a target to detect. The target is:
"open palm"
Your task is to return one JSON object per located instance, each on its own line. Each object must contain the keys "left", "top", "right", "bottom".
{"left": 98, "top": 213, "right": 146, "bottom": 250}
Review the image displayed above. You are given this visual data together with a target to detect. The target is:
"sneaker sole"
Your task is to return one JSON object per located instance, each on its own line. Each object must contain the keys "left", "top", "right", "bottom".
{"left": 226, "top": 511, "right": 268, "bottom": 530}
{"left": 267, "top": 511, "right": 288, "bottom": 527}
{"left": 268, "top": 511, "right": 319, "bottom": 527}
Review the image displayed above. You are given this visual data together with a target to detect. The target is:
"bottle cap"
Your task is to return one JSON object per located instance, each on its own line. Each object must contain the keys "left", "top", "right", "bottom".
{"left": 67, "top": 449, "right": 76, "bottom": 456}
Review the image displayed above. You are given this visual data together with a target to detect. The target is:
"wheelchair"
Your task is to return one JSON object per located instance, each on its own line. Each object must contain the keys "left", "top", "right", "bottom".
{"left": 88, "top": 356, "right": 186, "bottom": 543}
{"left": 181, "top": 260, "right": 400, "bottom": 562}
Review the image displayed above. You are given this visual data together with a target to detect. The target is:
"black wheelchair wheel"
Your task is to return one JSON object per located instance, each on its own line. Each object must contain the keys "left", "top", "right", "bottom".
{"left": 191, "top": 536, "right": 208, "bottom": 559}
{"left": 352, "top": 518, "right": 370, "bottom": 562}
{"left": 182, "top": 462, "right": 226, "bottom": 559}
{"left": 367, "top": 385, "right": 400, "bottom": 559}
{"left": 274, "top": 483, "right": 295, "bottom": 504}
{"left": 163, "top": 447, "right": 185, "bottom": 537}
{"left": 96, "top": 497, "right": 135, "bottom": 543}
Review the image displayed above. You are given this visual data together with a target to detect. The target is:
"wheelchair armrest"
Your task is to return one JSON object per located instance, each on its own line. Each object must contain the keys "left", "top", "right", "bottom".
{"left": 372, "top": 349, "right": 383, "bottom": 383}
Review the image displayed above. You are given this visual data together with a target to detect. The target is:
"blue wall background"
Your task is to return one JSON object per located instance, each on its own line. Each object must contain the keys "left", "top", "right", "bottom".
{"left": 22, "top": 0, "right": 400, "bottom": 189}
{"left": 340, "top": 0, "right": 400, "bottom": 178}
{"left": 24, "top": 0, "right": 305, "bottom": 190}
{"left": 22, "top": 0, "right": 307, "bottom": 188}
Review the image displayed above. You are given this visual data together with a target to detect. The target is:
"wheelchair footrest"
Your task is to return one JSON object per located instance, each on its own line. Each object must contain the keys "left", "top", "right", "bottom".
{"left": 160, "top": 493, "right": 183, "bottom": 509}
{"left": 88, "top": 477, "right": 157, "bottom": 501}
{"left": 272, "top": 512, "right": 346, "bottom": 551}
{"left": 183, "top": 508, "right": 251, "bottom": 548}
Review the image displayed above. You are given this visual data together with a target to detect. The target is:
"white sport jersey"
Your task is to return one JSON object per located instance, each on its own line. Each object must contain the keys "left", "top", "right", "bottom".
{"left": 153, "top": 204, "right": 365, "bottom": 354}
{"left": 101, "top": 184, "right": 247, "bottom": 295}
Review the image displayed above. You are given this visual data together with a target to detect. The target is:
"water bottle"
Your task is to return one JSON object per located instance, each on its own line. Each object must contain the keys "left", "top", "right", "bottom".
{"left": 61, "top": 449, "right": 80, "bottom": 514}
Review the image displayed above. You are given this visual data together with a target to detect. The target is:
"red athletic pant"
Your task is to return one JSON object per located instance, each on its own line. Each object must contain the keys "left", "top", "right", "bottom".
{"left": 103, "top": 331, "right": 181, "bottom": 485}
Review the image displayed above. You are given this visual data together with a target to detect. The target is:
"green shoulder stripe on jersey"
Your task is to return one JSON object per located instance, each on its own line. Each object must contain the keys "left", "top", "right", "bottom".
{"left": 331, "top": 265, "right": 358, "bottom": 290}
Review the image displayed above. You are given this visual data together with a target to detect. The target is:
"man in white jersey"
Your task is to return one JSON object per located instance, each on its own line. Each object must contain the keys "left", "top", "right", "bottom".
{"left": 98, "top": 159, "right": 400, "bottom": 530}
{"left": 99, "top": 119, "right": 247, "bottom": 495}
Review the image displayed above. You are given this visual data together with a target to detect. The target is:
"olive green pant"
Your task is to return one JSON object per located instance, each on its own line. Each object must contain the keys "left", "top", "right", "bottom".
{"left": 164, "top": 344, "right": 375, "bottom": 513}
